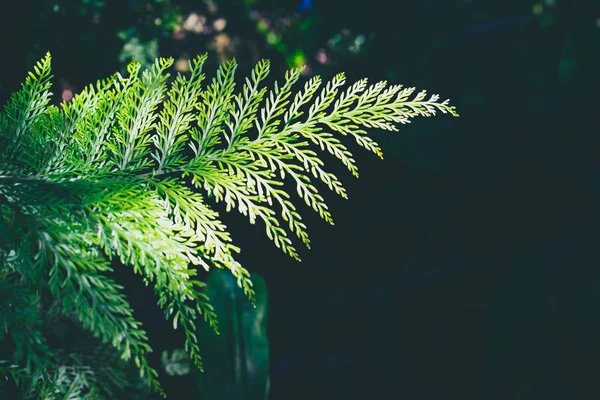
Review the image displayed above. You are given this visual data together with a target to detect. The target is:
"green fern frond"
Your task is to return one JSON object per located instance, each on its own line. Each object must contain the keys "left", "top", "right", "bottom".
{"left": 0, "top": 52, "right": 53, "bottom": 161}
{"left": 0, "top": 52, "right": 457, "bottom": 397}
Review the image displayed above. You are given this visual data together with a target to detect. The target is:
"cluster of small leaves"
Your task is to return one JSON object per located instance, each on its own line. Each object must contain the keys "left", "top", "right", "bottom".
{"left": 0, "top": 52, "right": 457, "bottom": 397}
{"left": 0, "top": 288, "right": 140, "bottom": 399}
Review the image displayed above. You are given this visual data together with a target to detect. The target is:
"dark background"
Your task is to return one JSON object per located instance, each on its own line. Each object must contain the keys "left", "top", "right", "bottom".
{"left": 1, "top": 0, "right": 599, "bottom": 398}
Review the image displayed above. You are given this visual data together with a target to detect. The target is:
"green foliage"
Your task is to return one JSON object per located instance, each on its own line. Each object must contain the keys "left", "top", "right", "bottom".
{"left": 0, "top": 52, "right": 457, "bottom": 397}
{"left": 195, "top": 269, "right": 270, "bottom": 399}
{"left": 161, "top": 349, "right": 191, "bottom": 377}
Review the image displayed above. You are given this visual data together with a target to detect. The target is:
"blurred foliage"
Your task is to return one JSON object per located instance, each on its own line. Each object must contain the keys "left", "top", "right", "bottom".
{"left": 195, "top": 270, "right": 270, "bottom": 400}
{"left": 0, "top": 303, "right": 163, "bottom": 400}
{"left": 161, "top": 349, "right": 191, "bottom": 377}
{"left": 1, "top": 0, "right": 375, "bottom": 104}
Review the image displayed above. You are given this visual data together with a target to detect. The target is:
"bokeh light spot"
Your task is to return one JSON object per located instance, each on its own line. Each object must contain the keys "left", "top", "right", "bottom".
{"left": 175, "top": 57, "right": 190, "bottom": 72}
{"left": 183, "top": 13, "right": 206, "bottom": 33}
{"left": 62, "top": 89, "right": 73, "bottom": 102}
{"left": 266, "top": 32, "right": 281, "bottom": 45}
{"left": 213, "top": 18, "right": 227, "bottom": 32}
{"left": 292, "top": 50, "right": 306, "bottom": 67}
{"left": 316, "top": 49, "right": 328, "bottom": 64}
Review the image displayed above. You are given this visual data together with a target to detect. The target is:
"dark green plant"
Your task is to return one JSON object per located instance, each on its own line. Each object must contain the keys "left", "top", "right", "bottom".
{"left": 195, "top": 269, "right": 269, "bottom": 399}
{"left": 0, "top": 52, "right": 457, "bottom": 397}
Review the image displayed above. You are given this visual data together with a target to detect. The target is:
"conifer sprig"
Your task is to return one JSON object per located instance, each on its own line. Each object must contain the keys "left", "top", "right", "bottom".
{"left": 0, "top": 52, "right": 457, "bottom": 397}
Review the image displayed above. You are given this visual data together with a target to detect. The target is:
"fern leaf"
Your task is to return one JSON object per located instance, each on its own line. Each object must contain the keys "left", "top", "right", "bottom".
{"left": 153, "top": 55, "right": 208, "bottom": 172}
{"left": 0, "top": 52, "right": 457, "bottom": 397}
{"left": 0, "top": 53, "right": 53, "bottom": 162}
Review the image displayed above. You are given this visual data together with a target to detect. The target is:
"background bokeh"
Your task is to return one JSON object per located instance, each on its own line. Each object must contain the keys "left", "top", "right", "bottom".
{"left": 1, "top": 0, "right": 599, "bottom": 398}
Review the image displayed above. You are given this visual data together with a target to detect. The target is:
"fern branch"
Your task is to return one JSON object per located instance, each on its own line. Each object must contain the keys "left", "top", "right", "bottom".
{"left": 0, "top": 53, "right": 53, "bottom": 162}
{"left": 0, "top": 52, "right": 457, "bottom": 397}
